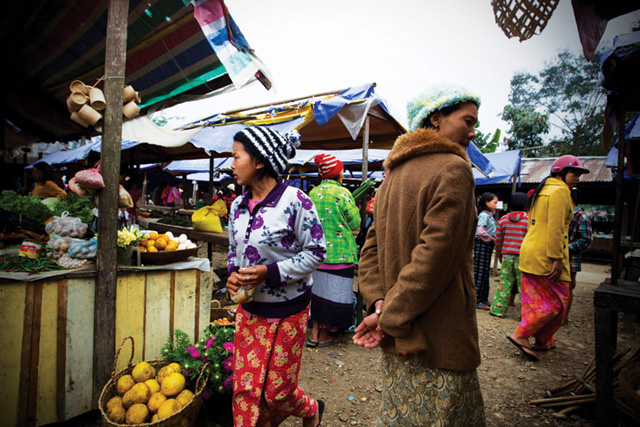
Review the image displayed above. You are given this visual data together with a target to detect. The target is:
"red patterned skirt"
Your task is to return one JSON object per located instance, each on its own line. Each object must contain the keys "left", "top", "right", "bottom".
{"left": 232, "top": 305, "right": 318, "bottom": 427}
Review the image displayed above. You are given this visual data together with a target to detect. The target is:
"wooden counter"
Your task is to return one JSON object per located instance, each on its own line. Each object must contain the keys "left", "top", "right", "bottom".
{"left": 0, "top": 264, "right": 212, "bottom": 427}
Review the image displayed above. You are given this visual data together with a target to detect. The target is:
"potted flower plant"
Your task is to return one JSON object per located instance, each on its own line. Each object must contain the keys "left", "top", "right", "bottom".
{"left": 116, "top": 224, "right": 145, "bottom": 265}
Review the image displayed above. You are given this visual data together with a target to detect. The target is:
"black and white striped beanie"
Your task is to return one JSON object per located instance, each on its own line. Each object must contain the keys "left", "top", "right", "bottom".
{"left": 234, "top": 126, "right": 301, "bottom": 176}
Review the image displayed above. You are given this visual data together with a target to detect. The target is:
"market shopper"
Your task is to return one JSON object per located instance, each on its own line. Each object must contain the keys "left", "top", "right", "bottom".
{"left": 507, "top": 155, "right": 590, "bottom": 361}
{"left": 489, "top": 192, "right": 528, "bottom": 317}
{"left": 152, "top": 181, "right": 167, "bottom": 205}
{"left": 308, "top": 153, "right": 361, "bottom": 347}
{"left": 566, "top": 188, "right": 593, "bottom": 322}
{"left": 30, "top": 162, "right": 67, "bottom": 199}
{"left": 354, "top": 83, "right": 485, "bottom": 426}
{"left": 225, "top": 126, "right": 326, "bottom": 427}
{"left": 474, "top": 192, "right": 498, "bottom": 310}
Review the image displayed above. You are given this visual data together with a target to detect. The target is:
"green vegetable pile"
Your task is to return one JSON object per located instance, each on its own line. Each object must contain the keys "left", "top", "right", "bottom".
{"left": 0, "top": 190, "right": 54, "bottom": 223}
{"left": 156, "top": 212, "right": 192, "bottom": 228}
{"left": 0, "top": 191, "right": 94, "bottom": 225}
{"left": 50, "top": 193, "right": 94, "bottom": 224}
{"left": 0, "top": 255, "right": 66, "bottom": 275}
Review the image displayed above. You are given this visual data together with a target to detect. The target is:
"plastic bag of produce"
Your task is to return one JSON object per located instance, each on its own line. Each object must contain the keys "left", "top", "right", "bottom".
{"left": 45, "top": 214, "right": 89, "bottom": 238}
{"left": 68, "top": 177, "right": 90, "bottom": 198}
{"left": 67, "top": 237, "right": 98, "bottom": 259}
{"left": 74, "top": 167, "right": 104, "bottom": 190}
{"left": 191, "top": 199, "right": 227, "bottom": 233}
{"left": 48, "top": 235, "right": 72, "bottom": 259}
{"left": 58, "top": 255, "right": 95, "bottom": 269}
{"left": 118, "top": 185, "right": 133, "bottom": 208}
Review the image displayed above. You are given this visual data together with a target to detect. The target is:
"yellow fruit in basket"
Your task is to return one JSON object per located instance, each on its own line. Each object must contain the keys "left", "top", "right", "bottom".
{"left": 106, "top": 405, "right": 126, "bottom": 423}
{"left": 129, "top": 382, "right": 151, "bottom": 404}
{"left": 176, "top": 389, "right": 194, "bottom": 407}
{"left": 157, "top": 399, "right": 182, "bottom": 420}
{"left": 148, "top": 232, "right": 159, "bottom": 240}
{"left": 151, "top": 414, "right": 159, "bottom": 423}
{"left": 165, "top": 242, "right": 178, "bottom": 252}
{"left": 148, "top": 246, "right": 158, "bottom": 253}
{"left": 106, "top": 395, "right": 123, "bottom": 411}
{"left": 168, "top": 362, "right": 182, "bottom": 371}
{"left": 145, "top": 378, "right": 161, "bottom": 394}
{"left": 116, "top": 374, "right": 135, "bottom": 395}
{"left": 161, "top": 372, "right": 186, "bottom": 397}
{"left": 159, "top": 234, "right": 170, "bottom": 241}
{"left": 155, "top": 238, "right": 167, "bottom": 250}
{"left": 156, "top": 364, "right": 180, "bottom": 384}
{"left": 132, "top": 361, "right": 156, "bottom": 383}
{"left": 126, "top": 403, "right": 149, "bottom": 424}
{"left": 122, "top": 390, "right": 134, "bottom": 409}
{"left": 147, "top": 392, "right": 167, "bottom": 413}
{"left": 139, "top": 246, "right": 147, "bottom": 253}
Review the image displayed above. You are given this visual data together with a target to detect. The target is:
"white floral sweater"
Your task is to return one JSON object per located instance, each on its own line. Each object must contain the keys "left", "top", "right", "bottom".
{"left": 227, "top": 182, "right": 327, "bottom": 318}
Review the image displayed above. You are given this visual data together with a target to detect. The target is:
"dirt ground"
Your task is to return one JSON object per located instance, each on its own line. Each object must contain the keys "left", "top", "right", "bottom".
{"left": 68, "top": 260, "right": 639, "bottom": 427}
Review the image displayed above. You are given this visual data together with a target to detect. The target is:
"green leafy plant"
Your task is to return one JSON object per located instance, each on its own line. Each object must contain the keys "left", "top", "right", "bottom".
{"left": 161, "top": 319, "right": 235, "bottom": 398}
{"left": 0, "top": 190, "right": 53, "bottom": 223}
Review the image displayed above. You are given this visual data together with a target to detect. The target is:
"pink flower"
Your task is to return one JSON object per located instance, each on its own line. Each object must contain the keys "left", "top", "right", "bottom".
{"left": 223, "top": 375, "right": 233, "bottom": 390}
{"left": 223, "top": 356, "right": 233, "bottom": 372}
{"left": 206, "top": 336, "right": 216, "bottom": 348}
{"left": 223, "top": 342, "right": 234, "bottom": 353}
{"left": 187, "top": 346, "right": 200, "bottom": 359}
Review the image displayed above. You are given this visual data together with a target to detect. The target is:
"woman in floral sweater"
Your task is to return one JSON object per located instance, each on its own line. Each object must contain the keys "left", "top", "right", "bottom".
{"left": 225, "top": 126, "right": 327, "bottom": 427}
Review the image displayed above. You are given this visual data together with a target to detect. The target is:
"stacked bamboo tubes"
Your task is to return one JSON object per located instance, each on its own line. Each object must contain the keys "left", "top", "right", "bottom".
{"left": 67, "top": 80, "right": 141, "bottom": 128}
{"left": 530, "top": 348, "right": 640, "bottom": 420}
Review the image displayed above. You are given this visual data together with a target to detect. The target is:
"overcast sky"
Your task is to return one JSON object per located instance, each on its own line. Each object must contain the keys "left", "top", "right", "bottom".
{"left": 163, "top": 0, "right": 640, "bottom": 148}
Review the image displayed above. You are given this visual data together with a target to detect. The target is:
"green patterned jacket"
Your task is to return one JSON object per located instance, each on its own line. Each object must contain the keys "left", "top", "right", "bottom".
{"left": 309, "top": 179, "right": 361, "bottom": 264}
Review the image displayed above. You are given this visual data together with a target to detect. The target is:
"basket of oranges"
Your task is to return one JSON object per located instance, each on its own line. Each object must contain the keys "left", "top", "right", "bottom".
{"left": 136, "top": 231, "right": 199, "bottom": 264}
{"left": 99, "top": 336, "right": 209, "bottom": 426}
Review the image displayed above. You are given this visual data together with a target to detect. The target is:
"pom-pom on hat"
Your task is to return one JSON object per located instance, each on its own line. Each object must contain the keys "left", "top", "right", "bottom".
{"left": 233, "top": 126, "right": 301, "bottom": 176}
{"left": 407, "top": 83, "right": 481, "bottom": 131}
{"left": 314, "top": 153, "right": 344, "bottom": 179}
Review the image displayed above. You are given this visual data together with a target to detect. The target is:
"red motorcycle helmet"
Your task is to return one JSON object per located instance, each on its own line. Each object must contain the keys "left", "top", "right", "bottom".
{"left": 550, "top": 155, "right": 590, "bottom": 175}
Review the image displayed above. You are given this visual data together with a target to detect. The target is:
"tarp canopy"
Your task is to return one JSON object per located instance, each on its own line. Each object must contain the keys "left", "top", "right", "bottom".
{"left": 3, "top": 0, "right": 270, "bottom": 147}
{"left": 181, "top": 83, "right": 406, "bottom": 153}
{"left": 473, "top": 150, "right": 522, "bottom": 186}
{"left": 164, "top": 158, "right": 232, "bottom": 173}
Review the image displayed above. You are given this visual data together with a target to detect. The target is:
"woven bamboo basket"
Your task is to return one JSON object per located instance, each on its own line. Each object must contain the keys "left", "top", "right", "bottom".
{"left": 99, "top": 336, "right": 209, "bottom": 427}
{"left": 619, "top": 361, "right": 640, "bottom": 414}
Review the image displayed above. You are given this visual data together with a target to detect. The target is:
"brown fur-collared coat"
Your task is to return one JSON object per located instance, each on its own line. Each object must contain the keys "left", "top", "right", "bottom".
{"left": 359, "top": 128, "right": 481, "bottom": 370}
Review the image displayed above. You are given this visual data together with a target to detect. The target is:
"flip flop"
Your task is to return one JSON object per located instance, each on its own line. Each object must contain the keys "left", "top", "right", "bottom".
{"left": 507, "top": 335, "right": 539, "bottom": 361}
{"left": 306, "top": 339, "right": 318, "bottom": 348}
{"left": 316, "top": 399, "right": 325, "bottom": 426}
{"left": 317, "top": 336, "right": 342, "bottom": 347}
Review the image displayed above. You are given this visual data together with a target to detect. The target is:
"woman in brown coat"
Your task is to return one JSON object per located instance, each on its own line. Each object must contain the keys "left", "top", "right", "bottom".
{"left": 354, "top": 83, "right": 486, "bottom": 426}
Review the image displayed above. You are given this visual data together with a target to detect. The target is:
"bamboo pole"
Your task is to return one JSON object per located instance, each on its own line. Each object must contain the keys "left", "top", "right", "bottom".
{"left": 94, "top": 0, "right": 128, "bottom": 407}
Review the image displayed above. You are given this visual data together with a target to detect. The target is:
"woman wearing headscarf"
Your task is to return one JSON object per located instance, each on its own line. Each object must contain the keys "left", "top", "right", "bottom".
{"left": 225, "top": 126, "right": 327, "bottom": 427}
{"left": 353, "top": 83, "right": 485, "bottom": 426}
{"left": 31, "top": 162, "right": 67, "bottom": 199}
{"left": 307, "top": 153, "right": 361, "bottom": 347}
{"left": 507, "top": 155, "right": 589, "bottom": 361}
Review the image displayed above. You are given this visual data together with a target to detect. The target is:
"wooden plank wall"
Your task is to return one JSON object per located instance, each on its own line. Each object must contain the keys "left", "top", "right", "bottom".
{"left": 0, "top": 268, "right": 212, "bottom": 427}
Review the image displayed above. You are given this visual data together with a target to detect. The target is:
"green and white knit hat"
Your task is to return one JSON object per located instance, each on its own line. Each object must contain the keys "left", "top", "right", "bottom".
{"left": 407, "top": 83, "right": 481, "bottom": 131}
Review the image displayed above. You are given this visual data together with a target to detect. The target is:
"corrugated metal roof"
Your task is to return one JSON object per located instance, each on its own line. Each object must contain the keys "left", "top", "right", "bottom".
{"left": 519, "top": 157, "right": 613, "bottom": 183}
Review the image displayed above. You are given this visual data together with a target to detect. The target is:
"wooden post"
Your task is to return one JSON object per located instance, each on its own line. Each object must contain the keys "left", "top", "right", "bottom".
{"left": 355, "top": 115, "right": 370, "bottom": 326}
{"left": 94, "top": 0, "right": 128, "bottom": 407}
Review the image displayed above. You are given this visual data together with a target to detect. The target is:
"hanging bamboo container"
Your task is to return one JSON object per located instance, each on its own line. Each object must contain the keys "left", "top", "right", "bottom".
{"left": 70, "top": 112, "right": 89, "bottom": 128}
{"left": 123, "top": 100, "right": 140, "bottom": 119}
{"left": 67, "top": 92, "right": 88, "bottom": 112}
{"left": 89, "top": 87, "right": 106, "bottom": 111}
{"left": 69, "top": 80, "right": 89, "bottom": 95}
{"left": 123, "top": 85, "right": 136, "bottom": 103}
{"left": 77, "top": 104, "right": 102, "bottom": 126}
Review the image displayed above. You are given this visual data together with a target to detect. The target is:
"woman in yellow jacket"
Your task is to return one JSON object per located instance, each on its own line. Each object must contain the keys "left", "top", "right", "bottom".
{"left": 508, "top": 155, "right": 589, "bottom": 361}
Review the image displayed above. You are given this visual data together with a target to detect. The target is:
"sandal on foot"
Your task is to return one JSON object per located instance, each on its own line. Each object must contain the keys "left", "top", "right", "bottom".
{"left": 507, "top": 335, "right": 539, "bottom": 361}
{"left": 306, "top": 339, "right": 318, "bottom": 348}
{"left": 476, "top": 303, "right": 490, "bottom": 310}
{"left": 318, "top": 336, "right": 342, "bottom": 347}
{"left": 316, "top": 399, "right": 325, "bottom": 426}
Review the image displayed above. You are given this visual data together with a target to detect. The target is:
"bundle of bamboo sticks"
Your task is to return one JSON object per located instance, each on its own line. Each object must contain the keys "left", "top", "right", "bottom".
{"left": 530, "top": 348, "right": 639, "bottom": 419}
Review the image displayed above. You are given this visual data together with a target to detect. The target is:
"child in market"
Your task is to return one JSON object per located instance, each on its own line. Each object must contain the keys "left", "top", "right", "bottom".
{"left": 474, "top": 192, "right": 498, "bottom": 309}
{"left": 490, "top": 192, "right": 528, "bottom": 317}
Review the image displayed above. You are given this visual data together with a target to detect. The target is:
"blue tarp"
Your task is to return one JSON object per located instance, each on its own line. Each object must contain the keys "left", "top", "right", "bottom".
{"left": 164, "top": 158, "right": 232, "bottom": 173}
{"left": 473, "top": 150, "right": 521, "bottom": 186}
{"left": 605, "top": 112, "right": 640, "bottom": 168}
{"left": 288, "top": 149, "right": 390, "bottom": 166}
{"left": 313, "top": 84, "right": 380, "bottom": 126}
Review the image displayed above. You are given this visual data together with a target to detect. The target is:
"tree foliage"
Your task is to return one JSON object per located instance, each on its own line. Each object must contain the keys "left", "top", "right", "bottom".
{"left": 474, "top": 123, "right": 501, "bottom": 153}
{"left": 502, "top": 50, "right": 607, "bottom": 157}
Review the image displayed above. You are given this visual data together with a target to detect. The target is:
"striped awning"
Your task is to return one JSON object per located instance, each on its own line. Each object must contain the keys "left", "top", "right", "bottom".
{"left": 3, "top": 0, "right": 269, "bottom": 146}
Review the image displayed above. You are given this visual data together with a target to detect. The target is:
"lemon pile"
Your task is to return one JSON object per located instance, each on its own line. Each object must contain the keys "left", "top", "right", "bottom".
{"left": 105, "top": 361, "right": 195, "bottom": 425}
{"left": 136, "top": 231, "right": 196, "bottom": 253}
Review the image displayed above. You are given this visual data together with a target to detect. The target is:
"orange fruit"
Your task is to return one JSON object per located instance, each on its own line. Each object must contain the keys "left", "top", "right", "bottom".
{"left": 148, "top": 232, "right": 159, "bottom": 240}
{"left": 148, "top": 246, "right": 158, "bottom": 253}
{"left": 155, "top": 238, "right": 167, "bottom": 250}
